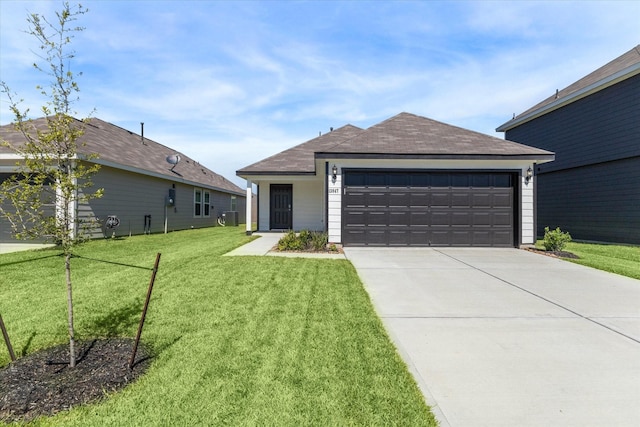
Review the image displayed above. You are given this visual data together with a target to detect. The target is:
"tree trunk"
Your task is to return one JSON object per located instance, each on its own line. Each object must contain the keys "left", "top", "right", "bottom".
{"left": 65, "top": 252, "right": 76, "bottom": 367}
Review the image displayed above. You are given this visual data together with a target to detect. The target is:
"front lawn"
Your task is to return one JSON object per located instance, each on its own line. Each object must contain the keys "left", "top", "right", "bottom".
{"left": 0, "top": 227, "right": 436, "bottom": 426}
{"left": 536, "top": 240, "right": 640, "bottom": 280}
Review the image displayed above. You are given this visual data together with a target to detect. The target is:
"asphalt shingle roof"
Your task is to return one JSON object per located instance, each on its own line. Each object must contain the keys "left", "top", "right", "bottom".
{"left": 237, "top": 112, "right": 553, "bottom": 176}
{"left": 0, "top": 117, "right": 244, "bottom": 195}
{"left": 323, "top": 112, "right": 553, "bottom": 156}
{"left": 236, "top": 124, "right": 363, "bottom": 174}
{"left": 498, "top": 45, "right": 640, "bottom": 130}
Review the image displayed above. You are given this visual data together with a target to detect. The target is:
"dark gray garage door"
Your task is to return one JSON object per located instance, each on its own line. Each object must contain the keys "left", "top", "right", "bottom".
{"left": 342, "top": 171, "right": 515, "bottom": 247}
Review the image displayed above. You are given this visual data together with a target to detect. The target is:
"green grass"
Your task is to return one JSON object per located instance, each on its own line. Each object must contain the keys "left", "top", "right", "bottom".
{"left": 536, "top": 240, "right": 640, "bottom": 280}
{"left": 0, "top": 227, "right": 436, "bottom": 426}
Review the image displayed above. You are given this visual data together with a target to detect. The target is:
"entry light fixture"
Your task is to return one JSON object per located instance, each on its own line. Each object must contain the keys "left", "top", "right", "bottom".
{"left": 332, "top": 164, "right": 338, "bottom": 180}
{"left": 525, "top": 166, "right": 533, "bottom": 184}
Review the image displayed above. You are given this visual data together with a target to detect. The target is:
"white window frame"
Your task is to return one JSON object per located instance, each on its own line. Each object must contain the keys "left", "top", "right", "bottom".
{"left": 194, "top": 188, "right": 202, "bottom": 217}
{"left": 203, "top": 190, "right": 210, "bottom": 217}
{"left": 194, "top": 188, "right": 210, "bottom": 218}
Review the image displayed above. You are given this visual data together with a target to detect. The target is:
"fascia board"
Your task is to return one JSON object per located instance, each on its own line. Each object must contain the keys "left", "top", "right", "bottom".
{"left": 496, "top": 63, "right": 640, "bottom": 132}
{"left": 92, "top": 158, "right": 244, "bottom": 197}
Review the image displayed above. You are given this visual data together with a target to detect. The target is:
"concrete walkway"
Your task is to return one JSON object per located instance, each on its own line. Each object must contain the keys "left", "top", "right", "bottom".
{"left": 224, "top": 232, "right": 346, "bottom": 259}
{"left": 344, "top": 247, "right": 640, "bottom": 427}
{"left": 0, "top": 243, "right": 55, "bottom": 254}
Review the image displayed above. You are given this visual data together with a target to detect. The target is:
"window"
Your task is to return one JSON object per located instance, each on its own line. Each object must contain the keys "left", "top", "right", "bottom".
{"left": 194, "top": 188, "right": 210, "bottom": 218}
{"left": 203, "top": 191, "right": 210, "bottom": 217}
{"left": 230, "top": 196, "right": 237, "bottom": 211}
{"left": 194, "top": 189, "right": 202, "bottom": 217}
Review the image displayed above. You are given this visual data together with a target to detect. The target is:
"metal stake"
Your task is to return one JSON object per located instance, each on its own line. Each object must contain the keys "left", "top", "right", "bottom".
{"left": 0, "top": 314, "right": 16, "bottom": 362}
{"left": 129, "top": 252, "right": 161, "bottom": 369}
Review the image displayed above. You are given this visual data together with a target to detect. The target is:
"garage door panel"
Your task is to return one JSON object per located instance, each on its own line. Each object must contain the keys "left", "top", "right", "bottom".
{"left": 367, "top": 230, "right": 387, "bottom": 245}
{"left": 367, "top": 193, "right": 387, "bottom": 207}
{"left": 451, "top": 193, "right": 471, "bottom": 207}
{"left": 367, "top": 211, "right": 388, "bottom": 226}
{"left": 389, "top": 192, "right": 410, "bottom": 207}
{"left": 389, "top": 230, "right": 409, "bottom": 245}
{"left": 431, "top": 192, "right": 450, "bottom": 207}
{"left": 452, "top": 212, "right": 471, "bottom": 226}
{"left": 493, "top": 212, "right": 513, "bottom": 226}
{"left": 472, "top": 193, "right": 492, "bottom": 207}
{"left": 389, "top": 211, "right": 409, "bottom": 226}
{"left": 451, "top": 231, "right": 472, "bottom": 246}
{"left": 343, "top": 171, "right": 515, "bottom": 247}
{"left": 472, "top": 212, "right": 491, "bottom": 226}
{"left": 410, "top": 211, "right": 430, "bottom": 226}
{"left": 493, "top": 192, "right": 512, "bottom": 208}
{"left": 344, "top": 211, "right": 365, "bottom": 227}
{"left": 431, "top": 211, "right": 451, "bottom": 226}
{"left": 410, "top": 192, "right": 430, "bottom": 207}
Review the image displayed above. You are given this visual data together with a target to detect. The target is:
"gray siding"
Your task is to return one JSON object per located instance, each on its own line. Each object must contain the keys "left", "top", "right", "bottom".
{"left": 505, "top": 74, "right": 640, "bottom": 244}
{"left": 536, "top": 157, "right": 640, "bottom": 244}
{"left": 79, "top": 165, "right": 244, "bottom": 238}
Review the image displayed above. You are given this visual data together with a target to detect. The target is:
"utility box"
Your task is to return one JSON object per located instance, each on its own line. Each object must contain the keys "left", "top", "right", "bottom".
{"left": 224, "top": 211, "right": 238, "bottom": 226}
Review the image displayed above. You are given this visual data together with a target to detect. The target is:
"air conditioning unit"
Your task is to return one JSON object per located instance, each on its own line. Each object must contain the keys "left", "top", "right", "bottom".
{"left": 224, "top": 211, "right": 238, "bottom": 226}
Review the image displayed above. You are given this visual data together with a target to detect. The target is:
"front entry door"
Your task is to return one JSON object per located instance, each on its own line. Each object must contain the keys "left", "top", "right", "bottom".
{"left": 270, "top": 184, "right": 292, "bottom": 229}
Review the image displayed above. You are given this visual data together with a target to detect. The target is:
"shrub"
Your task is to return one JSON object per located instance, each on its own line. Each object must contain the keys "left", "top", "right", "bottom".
{"left": 277, "top": 230, "right": 329, "bottom": 252}
{"left": 542, "top": 227, "right": 572, "bottom": 251}
{"left": 277, "top": 230, "right": 303, "bottom": 251}
{"left": 310, "top": 231, "right": 328, "bottom": 251}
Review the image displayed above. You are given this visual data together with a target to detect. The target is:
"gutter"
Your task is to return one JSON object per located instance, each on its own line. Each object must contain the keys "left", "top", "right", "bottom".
{"left": 496, "top": 62, "right": 640, "bottom": 132}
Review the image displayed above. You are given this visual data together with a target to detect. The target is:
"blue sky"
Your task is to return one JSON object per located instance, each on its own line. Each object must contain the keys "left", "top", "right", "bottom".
{"left": 1, "top": 1, "right": 639, "bottom": 187}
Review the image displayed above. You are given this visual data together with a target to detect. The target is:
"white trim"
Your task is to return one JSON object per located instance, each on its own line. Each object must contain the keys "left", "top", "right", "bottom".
{"left": 497, "top": 63, "right": 640, "bottom": 132}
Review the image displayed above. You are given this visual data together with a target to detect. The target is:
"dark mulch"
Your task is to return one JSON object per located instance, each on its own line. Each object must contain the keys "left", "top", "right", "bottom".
{"left": 0, "top": 338, "right": 151, "bottom": 423}
{"left": 526, "top": 248, "right": 580, "bottom": 259}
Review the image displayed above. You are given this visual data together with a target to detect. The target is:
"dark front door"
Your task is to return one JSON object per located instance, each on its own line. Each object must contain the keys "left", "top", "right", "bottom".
{"left": 270, "top": 184, "right": 292, "bottom": 230}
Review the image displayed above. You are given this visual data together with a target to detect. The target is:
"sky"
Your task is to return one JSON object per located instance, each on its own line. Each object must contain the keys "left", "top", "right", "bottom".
{"left": 1, "top": 1, "right": 639, "bottom": 188}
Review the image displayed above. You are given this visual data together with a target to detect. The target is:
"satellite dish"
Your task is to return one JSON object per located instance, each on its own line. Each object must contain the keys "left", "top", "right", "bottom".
{"left": 166, "top": 154, "right": 181, "bottom": 171}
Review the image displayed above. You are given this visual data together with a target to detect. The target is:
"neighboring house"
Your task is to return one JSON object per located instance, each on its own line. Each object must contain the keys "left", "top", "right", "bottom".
{"left": 0, "top": 117, "right": 246, "bottom": 244}
{"left": 237, "top": 112, "right": 554, "bottom": 247}
{"left": 496, "top": 45, "right": 640, "bottom": 244}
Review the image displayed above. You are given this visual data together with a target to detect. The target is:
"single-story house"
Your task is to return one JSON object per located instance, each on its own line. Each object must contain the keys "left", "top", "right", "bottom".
{"left": 0, "top": 116, "right": 246, "bottom": 244}
{"left": 237, "top": 112, "right": 554, "bottom": 247}
{"left": 496, "top": 45, "right": 640, "bottom": 244}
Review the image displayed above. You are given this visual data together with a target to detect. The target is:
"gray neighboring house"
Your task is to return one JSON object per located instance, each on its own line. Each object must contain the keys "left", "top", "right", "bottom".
{"left": 0, "top": 117, "right": 246, "bottom": 244}
{"left": 238, "top": 112, "right": 554, "bottom": 247}
{"left": 497, "top": 45, "right": 640, "bottom": 244}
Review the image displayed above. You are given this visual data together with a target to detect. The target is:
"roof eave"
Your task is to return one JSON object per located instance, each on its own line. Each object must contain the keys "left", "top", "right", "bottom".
{"left": 92, "top": 158, "right": 245, "bottom": 196}
{"left": 236, "top": 170, "right": 316, "bottom": 178}
{"left": 315, "top": 152, "right": 555, "bottom": 162}
{"left": 496, "top": 62, "right": 640, "bottom": 132}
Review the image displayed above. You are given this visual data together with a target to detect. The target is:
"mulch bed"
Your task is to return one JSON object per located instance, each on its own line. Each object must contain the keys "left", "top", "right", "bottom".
{"left": 525, "top": 248, "right": 580, "bottom": 259}
{"left": 0, "top": 338, "right": 151, "bottom": 423}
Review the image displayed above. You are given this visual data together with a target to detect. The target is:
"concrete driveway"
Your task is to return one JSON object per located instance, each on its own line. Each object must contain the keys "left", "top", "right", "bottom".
{"left": 344, "top": 247, "right": 640, "bottom": 427}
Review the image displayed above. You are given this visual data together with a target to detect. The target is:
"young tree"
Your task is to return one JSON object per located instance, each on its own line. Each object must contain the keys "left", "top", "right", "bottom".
{"left": 0, "top": 2, "right": 103, "bottom": 367}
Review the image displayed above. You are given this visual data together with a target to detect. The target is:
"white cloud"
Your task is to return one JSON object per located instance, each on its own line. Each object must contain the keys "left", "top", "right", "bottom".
{"left": 2, "top": 0, "right": 639, "bottom": 187}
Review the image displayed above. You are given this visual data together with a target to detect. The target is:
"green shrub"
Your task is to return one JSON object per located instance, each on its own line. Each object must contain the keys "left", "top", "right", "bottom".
{"left": 310, "top": 231, "right": 328, "bottom": 251}
{"left": 277, "top": 230, "right": 303, "bottom": 251}
{"left": 542, "top": 226, "right": 572, "bottom": 251}
{"left": 277, "top": 230, "right": 329, "bottom": 251}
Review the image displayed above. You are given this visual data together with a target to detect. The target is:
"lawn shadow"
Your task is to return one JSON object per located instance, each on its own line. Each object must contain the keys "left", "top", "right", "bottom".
{"left": 86, "top": 300, "right": 142, "bottom": 337}
{"left": 19, "top": 331, "right": 37, "bottom": 357}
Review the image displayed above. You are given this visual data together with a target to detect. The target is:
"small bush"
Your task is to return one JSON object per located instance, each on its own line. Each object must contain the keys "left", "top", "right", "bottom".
{"left": 542, "top": 227, "right": 572, "bottom": 251}
{"left": 277, "top": 230, "right": 329, "bottom": 252}
{"left": 310, "top": 231, "right": 328, "bottom": 251}
{"left": 277, "top": 230, "right": 303, "bottom": 251}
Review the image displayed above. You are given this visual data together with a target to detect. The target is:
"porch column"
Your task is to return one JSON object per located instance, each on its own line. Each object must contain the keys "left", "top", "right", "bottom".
{"left": 245, "top": 179, "right": 252, "bottom": 235}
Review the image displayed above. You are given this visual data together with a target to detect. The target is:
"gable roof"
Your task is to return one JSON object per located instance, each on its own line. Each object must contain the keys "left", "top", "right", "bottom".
{"left": 320, "top": 112, "right": 553, "bottom": 157}
{"left": 497, "top": 45, "right": 640, "bottom": 132}
{"left": 236, "top": 124, "right": 363, "bottom": 175}
{"left": 237, "top": 112, "right": 553, "bottom": 176}
{"left": 0, "top": 117, "right": 244, "bottom": 196}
